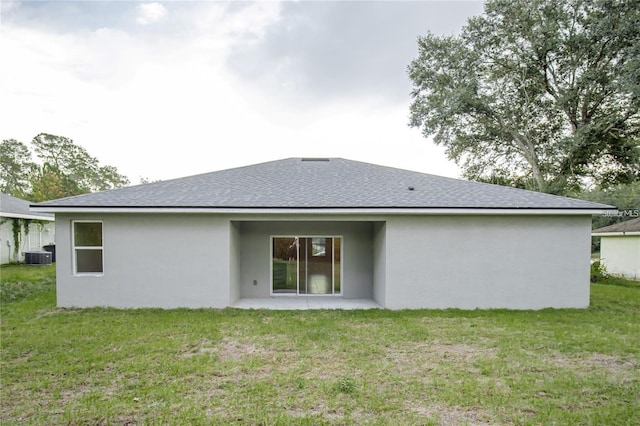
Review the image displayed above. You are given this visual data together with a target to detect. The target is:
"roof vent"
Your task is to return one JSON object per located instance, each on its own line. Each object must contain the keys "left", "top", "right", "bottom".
{"left": 408, "top": 186, "right": 415, "bottom": 191}
{"left": 301, "top": 158, "right": 330, "bottom": 162}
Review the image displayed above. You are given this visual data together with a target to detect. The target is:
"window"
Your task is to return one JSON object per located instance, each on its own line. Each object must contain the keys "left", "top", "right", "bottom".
{"left": 73, "top": 221, "right": 103, "bottom": 274}
{"left": 272, "top": 236, "right": 341, "bottom": 295}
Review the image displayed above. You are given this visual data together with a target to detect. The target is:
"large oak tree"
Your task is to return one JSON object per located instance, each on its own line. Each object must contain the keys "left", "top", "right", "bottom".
{"left": 408, "top": 0, "right": 640, "bottom": 194}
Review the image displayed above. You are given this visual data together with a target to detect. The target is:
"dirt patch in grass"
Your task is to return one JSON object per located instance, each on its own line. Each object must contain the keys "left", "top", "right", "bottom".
{"left": 96, "top": 415, "right": 138, "bottom": 426}
{"left": 182, "top": 337, "right": 300, "bottom": 370}
{"left": 587, "top": 352, "right": 638, "bottom": 372}
{"left": 287, "top": 404, "right": 344, "bottom": 420}
{"left": 217, "top": 338, "right": 262, "bottom": 361}
{"left": 385, "top": 342, "right": 496, "bottom": 376}
{"left": 544, "top": 351, "right": 638, "bottom": 382}
{"left": 386, "top": 343, "right": 438, "bottom": 374}
{"left": 181, "top": 339, "right": 216, "bottom": 358}
{"left": 182, "top": 337, "right": 267, "bottom": 361}
{"left": 44, "top": 307, "right": 80, "bottom": 315}
{"left": 35, "top": 307, "right": 80, "bottom": 319}
{"left": 408, "top": 402, "right": 494, "bottom": 425}
{"left": 431, "top": 343, "right": 496, "bottom": 361}
{"left": 60, "top": 385, "right": 92, "bottom": 404}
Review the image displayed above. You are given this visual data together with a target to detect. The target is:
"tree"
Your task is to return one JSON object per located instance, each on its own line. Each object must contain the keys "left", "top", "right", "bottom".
{"left": 29, "top": 164, "right": 78, "bottom": 202}
{"left": 31, "top": 133, "right": 129, "bottom": 195}
{"left": 0, "top": 134, "right": 129, "bottom": 201}
{"left": 0, "top": 139, "right": 37, "bottom": 198}
{"left": 408, "top": 0, "right": 640, "bottom": 194}
{"left": 576, "top": 181, "right": 640, "bottom": 251}
{"left": 578, "top": 181, "right": 640, "bottom": 228}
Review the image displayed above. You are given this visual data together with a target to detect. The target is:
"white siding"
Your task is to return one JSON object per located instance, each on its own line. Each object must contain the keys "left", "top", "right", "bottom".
{"left": 600, "top": 236, "right": 640, "bottom": 280}
{"left": 0, "top": 219, "right": 55, "bottom": 264}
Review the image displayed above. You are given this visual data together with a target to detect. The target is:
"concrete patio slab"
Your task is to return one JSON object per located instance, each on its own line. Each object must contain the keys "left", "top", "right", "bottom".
{"left": 232, "top": 297, "right": 381, "bottom": 310}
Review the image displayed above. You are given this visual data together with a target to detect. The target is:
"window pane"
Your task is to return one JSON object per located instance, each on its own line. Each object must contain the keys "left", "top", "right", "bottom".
{"left": 333, "top": 237, "right": 341, "bottom": 293}
{"left": 305, "top": 237, "right": 332, "bottom": 294}
{"left": 76, "top": 249, "right": 103, "bottom": 273}
{"left": 312, "top": 237, "right": 326, "bottom": 256}
{"left": 74, "top": 222, "right": 102, "bottom": 247}
{"left": 299, "top": 238, "right": 308, "bottom": 294}
{"left": 272, "top": 238, "right": 297, "bottom": 293}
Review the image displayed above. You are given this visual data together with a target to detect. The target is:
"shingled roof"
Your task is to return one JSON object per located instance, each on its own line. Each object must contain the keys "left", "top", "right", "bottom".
{"left": 31, "top": 158, "right": 613, "bottom": 211}
{"left": 1, "top": 193, "right": 54, "bottom": 220}
{"left": 592, "top": 217, "right": 640, "bottom": 234}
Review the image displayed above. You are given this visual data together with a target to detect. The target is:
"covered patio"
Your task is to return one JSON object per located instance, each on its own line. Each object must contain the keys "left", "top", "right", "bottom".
{"left": 234, "top": 220, "right": 380, "bottom": 302}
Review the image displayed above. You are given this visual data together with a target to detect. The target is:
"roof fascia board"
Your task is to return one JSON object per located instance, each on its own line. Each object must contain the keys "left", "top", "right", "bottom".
{"left": 31, "top": 206, "right": 612, "bottom": 215}
{"left": 592, "top": 231, "right": 640, "bottom": 236}
{"left": 0, "top": 212, "right": 54, "bottom": 221}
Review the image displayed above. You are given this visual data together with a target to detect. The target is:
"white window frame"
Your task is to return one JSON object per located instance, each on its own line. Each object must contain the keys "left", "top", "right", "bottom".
{"left": 270, "top": 235, "right": 343, "bottom": 296}
{"left": 72, "top": 220, "right": 104, "bottom": 276}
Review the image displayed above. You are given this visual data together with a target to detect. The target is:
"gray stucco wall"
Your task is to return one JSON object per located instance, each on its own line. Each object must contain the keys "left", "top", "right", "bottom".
{"left": 55, "top": 214, "right": 232, "bottom": 308}
{"left": 237, "top": 221, "right": 374, "bottom": 299}
{"left": 53, "top": 212, "right": 592, "bottom": 310}
{"left": 229, "top": 221, "right": 241, "bottom": 304}
{"left": 382, "top": 215, "right": 592, "bottom": 309}
{"left": 372, "top": 221, "right": 386, "bottom": 306}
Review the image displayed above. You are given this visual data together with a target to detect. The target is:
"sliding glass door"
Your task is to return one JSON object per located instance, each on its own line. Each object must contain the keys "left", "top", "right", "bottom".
{"left": 272, "top": 236, "right": 342, "bottom": 295}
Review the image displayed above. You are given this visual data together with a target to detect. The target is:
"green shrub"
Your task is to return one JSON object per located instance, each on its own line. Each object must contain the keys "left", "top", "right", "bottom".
{"left": 590, "top": 260, "right": 609, "bottom": 283}
{"left": 591, "top": 260, "right": 640, "bottom": 287}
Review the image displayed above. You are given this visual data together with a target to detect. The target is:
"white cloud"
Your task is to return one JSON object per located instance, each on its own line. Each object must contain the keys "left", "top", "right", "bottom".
{"left": 0, "top": 0, "right": 20, "bottom": 15}
{"left": 136, "top": 2, "right": 167, "bottom": 25}
{"left": 189, "top": 1, "right": 281, "bottom": 51}
{"left": 1, "top": 1, "right": 463, "bottom": 184}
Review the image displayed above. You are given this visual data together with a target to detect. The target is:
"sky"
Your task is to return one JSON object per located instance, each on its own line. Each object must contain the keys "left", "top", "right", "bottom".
{"left": 1, "top": 0, "right": 485, "bottom": 183}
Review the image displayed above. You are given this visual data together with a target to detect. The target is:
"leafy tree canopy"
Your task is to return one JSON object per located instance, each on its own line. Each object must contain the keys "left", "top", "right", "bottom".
{"left": 0, "top": 133, "right": 129, "bottom": 202}
{"left": 577, "top": 181, "right": 640, "bottom": 229}
{"left": 0, "top": 139, "right": 37, "bottom": 199}
{"left": 408, "top": 0, "right": 640, "bottom": 194}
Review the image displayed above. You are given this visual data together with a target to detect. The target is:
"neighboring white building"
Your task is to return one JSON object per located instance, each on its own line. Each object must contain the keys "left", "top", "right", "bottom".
{"left": 592, "top": 217, "right": 640, "bottom": 281}
{"left": 31, "top": 158, "right": 613, "bottom": 309}
{"left": 1, "top": 193, "right": 56, "bottom": 264}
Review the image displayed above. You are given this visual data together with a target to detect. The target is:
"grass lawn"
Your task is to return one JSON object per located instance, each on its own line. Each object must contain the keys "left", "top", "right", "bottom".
{"left": 1, "top": 265, "right": 639, "bottom": 425}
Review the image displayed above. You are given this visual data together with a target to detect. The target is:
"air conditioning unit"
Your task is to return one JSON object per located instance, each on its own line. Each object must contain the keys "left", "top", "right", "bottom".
{"left": 24, "top": 251, "right": 52, "bottom": 265}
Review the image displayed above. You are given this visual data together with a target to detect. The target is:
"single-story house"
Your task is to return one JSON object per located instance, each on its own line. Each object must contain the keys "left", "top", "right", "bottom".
{"left": 31, "top": 158, "right": 614, "bottom": 310}
{"left": 592, "top": 217, "right": 640, "bottom": 280}
{"left": 1, "top": 193, "right": 56, "bottom": 264}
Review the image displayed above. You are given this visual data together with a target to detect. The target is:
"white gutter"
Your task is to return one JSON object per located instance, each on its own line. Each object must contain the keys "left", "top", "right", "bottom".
{"left": 0, "top": 212, "right": 55, "bottom": 221}
{"left": 592, "top": 231, "right": 640, "bottom": 236}
{"left": 30, "top": 206, "right": 613, "bottom": 216}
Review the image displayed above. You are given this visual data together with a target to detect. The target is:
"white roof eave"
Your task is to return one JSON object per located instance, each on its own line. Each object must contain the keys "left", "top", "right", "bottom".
{"left": 30, "top": 206, "right": 613, "bottom": 216}
{"left": 0, "top": 212, "right": 55, "bottom": 221}
{"left": 592, "top": 231, "right": 640, "bottom": 236}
